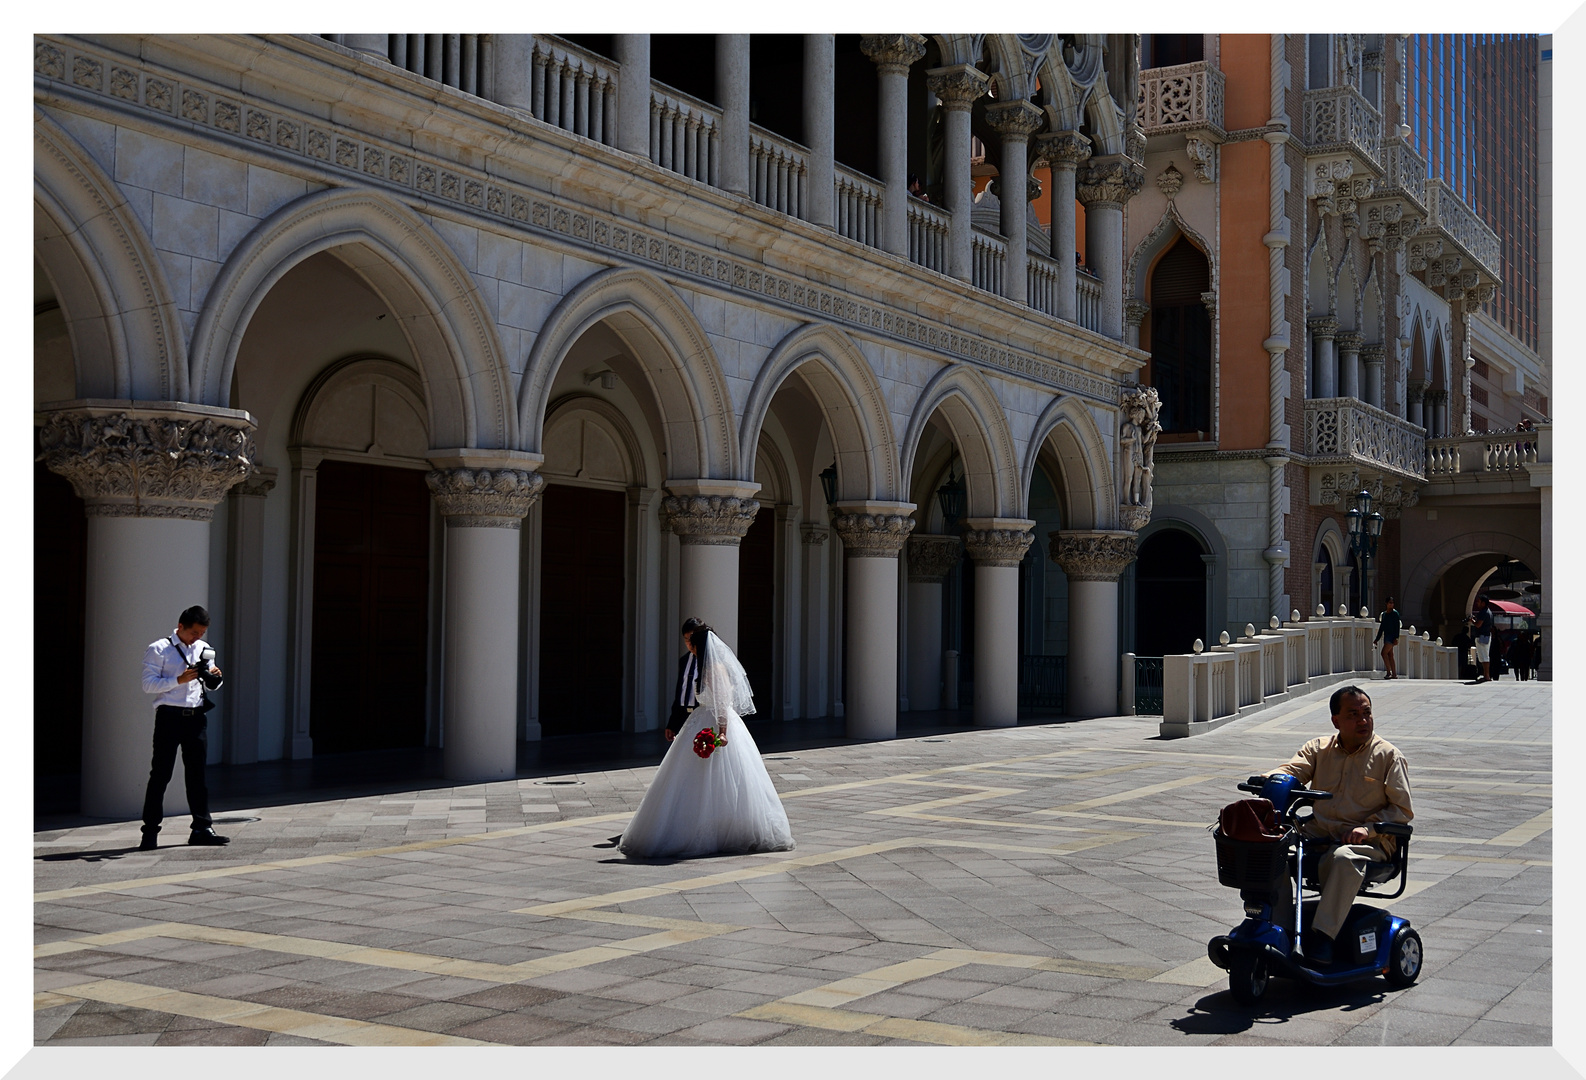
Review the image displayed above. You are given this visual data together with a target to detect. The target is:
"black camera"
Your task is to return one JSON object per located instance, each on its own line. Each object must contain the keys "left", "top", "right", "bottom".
{"left": 189, "top": 646, "right": 224, "bottom": 692}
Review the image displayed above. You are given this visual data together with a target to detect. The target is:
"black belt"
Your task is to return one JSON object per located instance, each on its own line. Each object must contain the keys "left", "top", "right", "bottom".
{"left": 156, "top": 705, "right": 202, "bottom": 716}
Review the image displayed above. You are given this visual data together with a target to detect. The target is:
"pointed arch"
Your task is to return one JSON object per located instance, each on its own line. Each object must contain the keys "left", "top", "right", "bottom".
{"left": 1336, "top": 257, "right": 1359, "bottom": 332}
{"left": 1022, "top": 394, "right": 1112, "bottom": 530}
{"left": 34, "top": 108, "right": 187, "bottom": 401}
{"left": 900, "top": 365, "right": 1022, "bottom": 519}
{"left": 190, "top": 188, "right": 512, "bottom": 449}
{"left": 1126, "top": 201, "right": 1215, "bottom": 301}
{"left": 738, "top": 321, "right": 900, "bottom": 502}
{"left": 1307, "top": 223, "right": 1334, "bottom": 313}
{"left": 519, "top": 266, "right": 735, "bottom": 480}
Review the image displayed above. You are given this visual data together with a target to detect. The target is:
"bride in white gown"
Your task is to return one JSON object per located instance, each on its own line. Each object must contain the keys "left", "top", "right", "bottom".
{"left": 619, "top": 626, "right": 795, "bottom": 859}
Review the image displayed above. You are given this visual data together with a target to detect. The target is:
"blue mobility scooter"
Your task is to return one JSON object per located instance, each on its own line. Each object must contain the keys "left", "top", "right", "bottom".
{"left": 1208, "top": 774, "right": 1422, "bottom": 1005}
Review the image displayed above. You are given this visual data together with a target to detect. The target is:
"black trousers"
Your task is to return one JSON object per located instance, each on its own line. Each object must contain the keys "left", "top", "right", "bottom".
{"left": 140, "top": 706, "right": 213, "bottom": 833}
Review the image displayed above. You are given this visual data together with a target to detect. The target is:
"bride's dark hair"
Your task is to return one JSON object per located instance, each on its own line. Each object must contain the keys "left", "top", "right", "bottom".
{"left": 685, "top": 619, "right": 715, "bottom": 690}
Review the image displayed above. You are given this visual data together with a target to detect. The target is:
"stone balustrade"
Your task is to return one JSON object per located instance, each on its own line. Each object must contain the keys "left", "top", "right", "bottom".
{"left": 1426, "top": 430, "right": 1541, "bottom": 477}
{"left": 971, "top": 227, "right": 1006, "bottom": 296}
{"left": 1376, "top": 138, "right": 1428, "bottom": 203}
{"left": 1422, "top": 178, "right": 1502, "bottom": 280}
{"left": 750, "top": 124, "right": 809, "bottom": 219}
{"left": 1027, "top": 252, "right": 1061, "bottom": 317}
{"left": 1076, "top": 269, "right": 1103, "bottom": 333}
{"left": 1302, "top": 84, "right": 1383, "bottom": 171}
{"left": 834, "top": 165, "right": 882, "bottom": 246}
{"left": 531, "top": 36, "right": 618, "bottom": 146}
{"left": 907, "top": 198, "right": 950, "bottom": 273}
{"left": 1138, "top": 60, "right": 1226, "bottom": 135}
{"left": 650, "top": 81, "right": 721, "bottom": 185}
{"left": 1304, "top": 396, "right": 1427, "bottom": 480}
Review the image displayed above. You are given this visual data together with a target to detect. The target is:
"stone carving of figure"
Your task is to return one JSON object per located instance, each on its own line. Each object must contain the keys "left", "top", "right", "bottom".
{"left": 1120, "top": 386, "right": 1163, "bottom": 509}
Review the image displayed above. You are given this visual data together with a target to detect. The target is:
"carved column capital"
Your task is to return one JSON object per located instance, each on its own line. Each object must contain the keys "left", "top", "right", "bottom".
{"left": 984, "top": 99, "right": 1045, "bottom": 139}
{"left": 1075, "top": 154, "right": 1145, "bottom": 208}
{"left": 1049, "top": 530, "right": 1138, "bottom": 582}
{"left": 906, "top": 533, "right": 963, "bottom": 582}
{"left": 800, "top": 522, "right": 829, "bottom": 546}
{"left": 1037, "top": 129, "right": 1092, "bottom": 170}
{"left": 859, "top": 34, "right": 927, "bottom": 75}
{"left": 925, "top": 64, "right": 990, "bottom": 111}
{"left": 1360, "top": 343, "right": 1387, "bottom": 365}
{"left": 36, "top": 402, "right": 258, "bottom": 521}
{"left": 1124, "top": 299, "right": 1151, "bottom": 328}
{"left": 426, "top": 467, "right": 544, "bottom": 528}
{"left": 1307, "top": 315, "right": 1339, "bottom": 340}
{"left": 963, "top": 526, "right": 1034, "bottom": 568}
{"left": 832, "top": 511, "right": 916, "bottom": 558}
{"left": 1335, "top": 331, "right": 1365, "bottom": 354}
{"left": 233, "top": 465, "right": 278, "bottom": 499}
{"left": 660, "top": 493, "right": 761, "bottom": 546}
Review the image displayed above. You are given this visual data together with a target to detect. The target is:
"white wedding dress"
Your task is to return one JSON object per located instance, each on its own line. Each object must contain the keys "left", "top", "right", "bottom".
{"left": 619, "top": 632, "right": 795, "bottom": 859}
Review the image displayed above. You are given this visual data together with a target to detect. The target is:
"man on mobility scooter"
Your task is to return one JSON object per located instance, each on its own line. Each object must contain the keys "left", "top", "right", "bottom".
{"left": 1209, "top": 685, "right": 1419, "bottom": 1003}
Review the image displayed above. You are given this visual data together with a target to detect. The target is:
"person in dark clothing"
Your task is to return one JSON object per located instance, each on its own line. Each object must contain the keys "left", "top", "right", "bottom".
{"left": 1373, "top": 597, "right": 1402, "bottom": 679}
{"left": 665, "top": 617, "right": 707, "bottom": 742}
{"left": 1465, "top": 593, "right": 1496, "bottom": 683}
{"left": 139, "top": 605, "right": 229, "bottom": 850}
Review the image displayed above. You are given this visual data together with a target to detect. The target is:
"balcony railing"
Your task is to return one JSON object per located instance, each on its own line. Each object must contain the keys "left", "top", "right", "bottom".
{"left": 1422, "top": 178, "right": 1502, "bottom": 280}
{"left": 749, "top": 126, "right": 808, "bottom": 220}
{"left": 1375, "top": 139, "right": 1427, "bottom": 203}
{"left": 531, "top": 37, "right": 617, "bottom": 147}
{"left": 1018, "top": 654, "right": 1066, "bottom": 709}
{"left": 971, "top": 228, "right": 1006, "bottom": 296}
{"left": 1076, "top": 269, "right": 1103, "bottom": 333}
{"left": 1138, "top": 61, "right": 1225, "bottom": 135}
{"left": 907, "top": 199, "right": 949, "bottom": 274}
{"left": 1027, "top": 252, "right": 1060, "bottom": 317}
{"left": 367, "top": 34, "right": 487, "bottom": 96}
{"left": 834, "top": 166, "right": 882, "bottom": 247}
{"left": 1302, "top": 85, "right": 1383, "bottom": 171}
{"left": 1304, "top": 397, "right": 1426, "bottom": 480}
{"left": 649, "top": 82, "right": 720, "bottom": 186}
{"left": 1426, "top": 431, "right": 1540, "bottom": 477}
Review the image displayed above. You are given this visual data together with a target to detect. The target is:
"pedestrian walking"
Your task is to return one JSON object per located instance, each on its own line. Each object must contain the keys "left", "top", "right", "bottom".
{"left": 1374, "top": 597, "right": 1402, "bottom": 679}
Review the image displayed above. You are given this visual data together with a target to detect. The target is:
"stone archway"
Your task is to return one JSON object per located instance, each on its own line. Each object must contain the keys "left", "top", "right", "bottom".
{"left": 900, "top": 364, "right": 1022, "bottom": 519}
{"left": 1024, "top": 394, "right": 1113, "bottom": 531}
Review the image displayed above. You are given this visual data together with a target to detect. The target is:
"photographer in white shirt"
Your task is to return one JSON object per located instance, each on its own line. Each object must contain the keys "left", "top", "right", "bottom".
{"left": 139, "top": 604, "right": 229, "bottom": 850}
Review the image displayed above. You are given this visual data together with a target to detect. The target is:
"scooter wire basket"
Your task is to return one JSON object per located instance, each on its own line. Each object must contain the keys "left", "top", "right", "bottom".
{"left": 1213, "top": 831, "right": 1293, "bottom": 891}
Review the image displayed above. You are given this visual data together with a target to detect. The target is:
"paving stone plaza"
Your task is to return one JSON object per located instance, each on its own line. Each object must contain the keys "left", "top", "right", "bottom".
{"left": 32, "top": 679, "right": 1551, "bottom": 1050}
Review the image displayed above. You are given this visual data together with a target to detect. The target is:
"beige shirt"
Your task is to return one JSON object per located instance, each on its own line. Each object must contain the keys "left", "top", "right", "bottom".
{"left": 1269, "top": 733, "right": 1414, "bottom": 852}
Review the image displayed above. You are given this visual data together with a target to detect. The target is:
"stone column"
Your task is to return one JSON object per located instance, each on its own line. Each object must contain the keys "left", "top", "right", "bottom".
{"left": 1361, "top": 343, "right": 1387, "bottom": 408}
{"left": 1337, "top": 332, "right": 1364, "bottom": 401}
{"left": 613, "top": 35, "right": 652, "bottom": 157}
{"left": 803, "top": 34, "right": 836, "bottom": 229}
{"left": 800, "top": 523, "right": 831, "bottom": 716}
{"left": 1124, "top": 300, "right": 1150, "bottom": 350}
{"left": 1432, "top": 390, "right": 1449, "bottom": 437}
{"left": 717, "top": 35, "right": 751, "bottom": 196}
{"left": 833, "top": 507, "right": 916, "bottom": 739}
{"left": 1038, "top": 130, "right": 1091, "bottom": 322}
{"left": 223, "top": 467, "right": 276, "bottom": 765}
{"left": 492, "top": 35, "right": 534, "bottom": 111}
{"left": 1051, "top": 531, "right": 1138, "bottom": 717}
{"left": 905, "top": 535, "right": 961, "bottom": 713}
{"left": 859, "top": 35, "right": 927, "bottom": 258}
{"left": 1309, "top": 316, "right": 1339, "bottom": 398}
{"left": 427, "top": 455, "right": 544, "bottom": 782}
{"left": 36, "top": 402, "right": 258, "bottom": 818}
{"left": 965, "top": 521, "right": 1035, "bottom": 727}
{"left": 985, "top": 101, "right": 1045, "bottom": 304}
{"left": 925, "top": 64, "right": 990, "bottom": 282}
{"left": 1076, "top": 155, "right": 1144, "bottom": 340}
{"left": 661, "top": 484, "right": 761, "bottom": 651}
{"left": 344, "top": 35, "right": 388, "bottom": 57}
{"left": 1407, "top": 381, "right": 1425, "bottom": 427}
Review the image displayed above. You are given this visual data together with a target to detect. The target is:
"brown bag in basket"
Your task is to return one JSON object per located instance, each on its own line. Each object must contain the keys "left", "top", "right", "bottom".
{"left": 1218, "top": 798, "right": 1285, "bottom": 842}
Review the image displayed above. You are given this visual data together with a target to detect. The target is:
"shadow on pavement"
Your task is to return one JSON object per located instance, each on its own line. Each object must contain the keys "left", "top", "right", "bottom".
{"left": 1168, "top": 981, "right": 1392, "bottom": 1037}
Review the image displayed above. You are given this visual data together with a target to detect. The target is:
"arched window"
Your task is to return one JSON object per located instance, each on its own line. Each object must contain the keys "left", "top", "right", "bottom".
{"left": 1146, "top": 237, "right": 1212, "bottom": 436}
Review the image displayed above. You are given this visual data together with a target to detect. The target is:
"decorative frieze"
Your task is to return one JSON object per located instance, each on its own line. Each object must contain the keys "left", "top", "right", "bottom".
{"left": 425, "top": 467, "right": 544, "bottom": 528}
{"left": 1313, "top": 468, "right": 1420, "bottom": 518}
{"left": 660, "top": 494, "right": 760, "bottom": 546}
{"left": 832, "top": 512, "right": 916, "bottom": 558}
{"left": 963, "top": 528, "right": 1032, "bottom": 569}
{"left": 1076, "top": 155, "right": 1145, "bottom": 208}
{"left": 36, "top": 405, "right": 258, "bottom": 520}
{"left": 906, "top": 534, "right": 963, "bottom": 582}
{"left": 858, "top": 34, "right": 927, "bottom": 76}
{"left": 1049, "top": 531, "right": 1138, "bottom": 582}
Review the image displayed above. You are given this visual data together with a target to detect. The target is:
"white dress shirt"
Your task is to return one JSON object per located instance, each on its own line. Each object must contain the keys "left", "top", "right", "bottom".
{"left": 142, "top": 631, "right": 207, "bottom": 709}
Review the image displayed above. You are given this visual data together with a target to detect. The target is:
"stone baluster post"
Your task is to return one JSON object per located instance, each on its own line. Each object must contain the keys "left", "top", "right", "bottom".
{"left": 1337, "top": 332, "right": 1364, "bottom": 401}
{"left": 613, "top": 35, "right": 652, "bottom": 156}
{"left": 985, "top": 101, "right": 1045, "bottom": 305}
{"left": 965, "top": 521, "right": 1035, "bottom": 727}
{"left": 1076, "top": 155, "right": 1144, "bottom": 340}
{"left": 223, "top": 467, "right": 276, "bottom": 765}
{"left": 904, "top": 534, "right": 962, "bottom": 713}
{"left": 37, "top": 403, "right": 259, "bottom": 818}
{"left": 661, "top": 484, "right": 761, "bottom": 651}
{"left": 925, "top": 64, "right": 990, "bottom": 282}
{"left": 717, "top": 35, "right": 751, "bottom": 196}
{"left": 832, "top": 507, "right": 916, "bottom": 739}
{"left": 1361, "top": 343, "right": 1387, "bottom": 408}
{"left": 1051, "top": 531, "right": 1138, "bottom": 717}
{"left": 1309, "top": 316, "right": 1339, "bottom": 398}
{"left": 1038, "top": 130, "right": 1091, "bottom": 322}
{"left": 859, "top": 35, "right": 927, "bottom": 258}
{"left": 426, "top": 454, "right": 545, "bottom": 781}
{"left": 492, "top": 35, "right": 535, "bottom": 111}
{"left": 803, "top": 34, "right": 836, "bottom": 229}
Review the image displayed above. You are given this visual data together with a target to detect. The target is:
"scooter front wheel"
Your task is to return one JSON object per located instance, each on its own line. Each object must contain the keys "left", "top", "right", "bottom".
{"left": 1385, "top": 928, "right": 1422, "bottom": 988}
{"left": 1229, "top": 950, "right": 1270, "bottom": 1005}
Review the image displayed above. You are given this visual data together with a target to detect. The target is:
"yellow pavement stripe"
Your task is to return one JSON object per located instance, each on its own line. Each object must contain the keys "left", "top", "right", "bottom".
{"left": 34, "top": 811, "right": 634, "bottom": 903}
{"left": 52, "top": 978, "right": 488, "bottom": 1045}
{"left": 1047, "top": 774, "right": 1219, "bottom": 812}
{"left": 737, "top": 1002, "right": 1089, "bottom": 1046}
{"left": 1414, "top": 853, "right": 1551, "bottom": 867}
{"left": 780, "top": 957, "right": 966, "bottom": 1008}
{"left": 867, "top": 812, "right": 1142, "bottom": 847}
{"left": 868, "top": 787, "right": 1026, "bottom": 815}
{"left": 1243, "top": 699, "right": 1331, "bottom": 733}
{"left": 1486, "top": 809, "right": 1553, "bottom": 847}
{"left": 928, "top": 948, "right": 1161, "bottom": 981}
{"left": 1039, "top": 810, "right": 1212, "bottom": 829}
{"left": 33, "top": 991, "right": 78, "bottom": 1010}
{"left": 1390, "top": 736, "right": 1550, "bottom": 746}
{"left": 1148, "top": 956, "right": 1227, "bottom": 987}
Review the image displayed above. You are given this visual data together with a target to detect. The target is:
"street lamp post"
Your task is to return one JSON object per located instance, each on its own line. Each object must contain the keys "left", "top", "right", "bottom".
{"left": 1345, "top": 488, "right": 1385, "bottom": 614}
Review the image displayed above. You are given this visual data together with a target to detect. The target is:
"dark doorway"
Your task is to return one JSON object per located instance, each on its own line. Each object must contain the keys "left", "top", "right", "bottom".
{"left": 538, "top": 484, "right": 626, "bottom": 736}
{"left": 750, "top": 35, "right": 805, "bottom": 141}
{"left": 1146, "top": 237, "right": 1213, "bottom": 435}
{"left": 738, "top": 507, "right": 776, "bottom": 713}
{"left": 1317, "top": 548, "right": 1334, "bottom": 615}
{"left": 1134, "top": 529, "right": 1206, "bottom": 657}
{"left": 651, "top": 34, "right": 717, "bottom": 104}
{"left": 310, "top": 461, "right": 431, "bottom": 755}
{"left": 35, "top": 461, "right": 87, "bottom": 785}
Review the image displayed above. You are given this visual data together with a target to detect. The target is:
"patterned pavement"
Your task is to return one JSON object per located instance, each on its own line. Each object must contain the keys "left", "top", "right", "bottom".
{"left": 33, "top": 678, "right": 1551, "bottom": 1047}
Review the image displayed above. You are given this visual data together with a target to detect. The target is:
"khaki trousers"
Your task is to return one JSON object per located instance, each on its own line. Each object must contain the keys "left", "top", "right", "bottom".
{"left": 1313, "top": 843, "right": 1387, "bottom": 939}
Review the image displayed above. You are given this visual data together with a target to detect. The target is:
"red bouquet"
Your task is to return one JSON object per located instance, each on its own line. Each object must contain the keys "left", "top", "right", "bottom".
{"left": 692, "top": 726, "right": 728, "bottom": 759}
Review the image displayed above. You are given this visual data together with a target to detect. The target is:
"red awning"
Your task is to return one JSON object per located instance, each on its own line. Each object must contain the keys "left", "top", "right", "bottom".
{"left": 1489, "top": 599, "right": 1535, "bottom": 616}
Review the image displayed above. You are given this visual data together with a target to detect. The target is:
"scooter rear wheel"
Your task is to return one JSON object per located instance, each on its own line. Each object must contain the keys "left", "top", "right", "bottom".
{"left": 1385, "top": 928, "right": 1422, "bottom": 988}
{"left": 1229, "top": 950, "right": 1270, "bottom": 1005}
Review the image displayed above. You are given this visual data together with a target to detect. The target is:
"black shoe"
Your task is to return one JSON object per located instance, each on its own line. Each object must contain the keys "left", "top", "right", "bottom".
{"left": 1309, "top": 934, "right": 1334, "bottom": 965}
{"left": 188, "top": 828, "right": 230, "bottom": 846}
{"left": 138, "top": 832, "right": 158, "bottom": 851}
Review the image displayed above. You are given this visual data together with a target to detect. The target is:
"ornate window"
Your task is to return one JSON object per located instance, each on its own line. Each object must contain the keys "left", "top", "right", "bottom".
{"left": 1146, "top": 237, "right": 1213, "bottom": 436}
